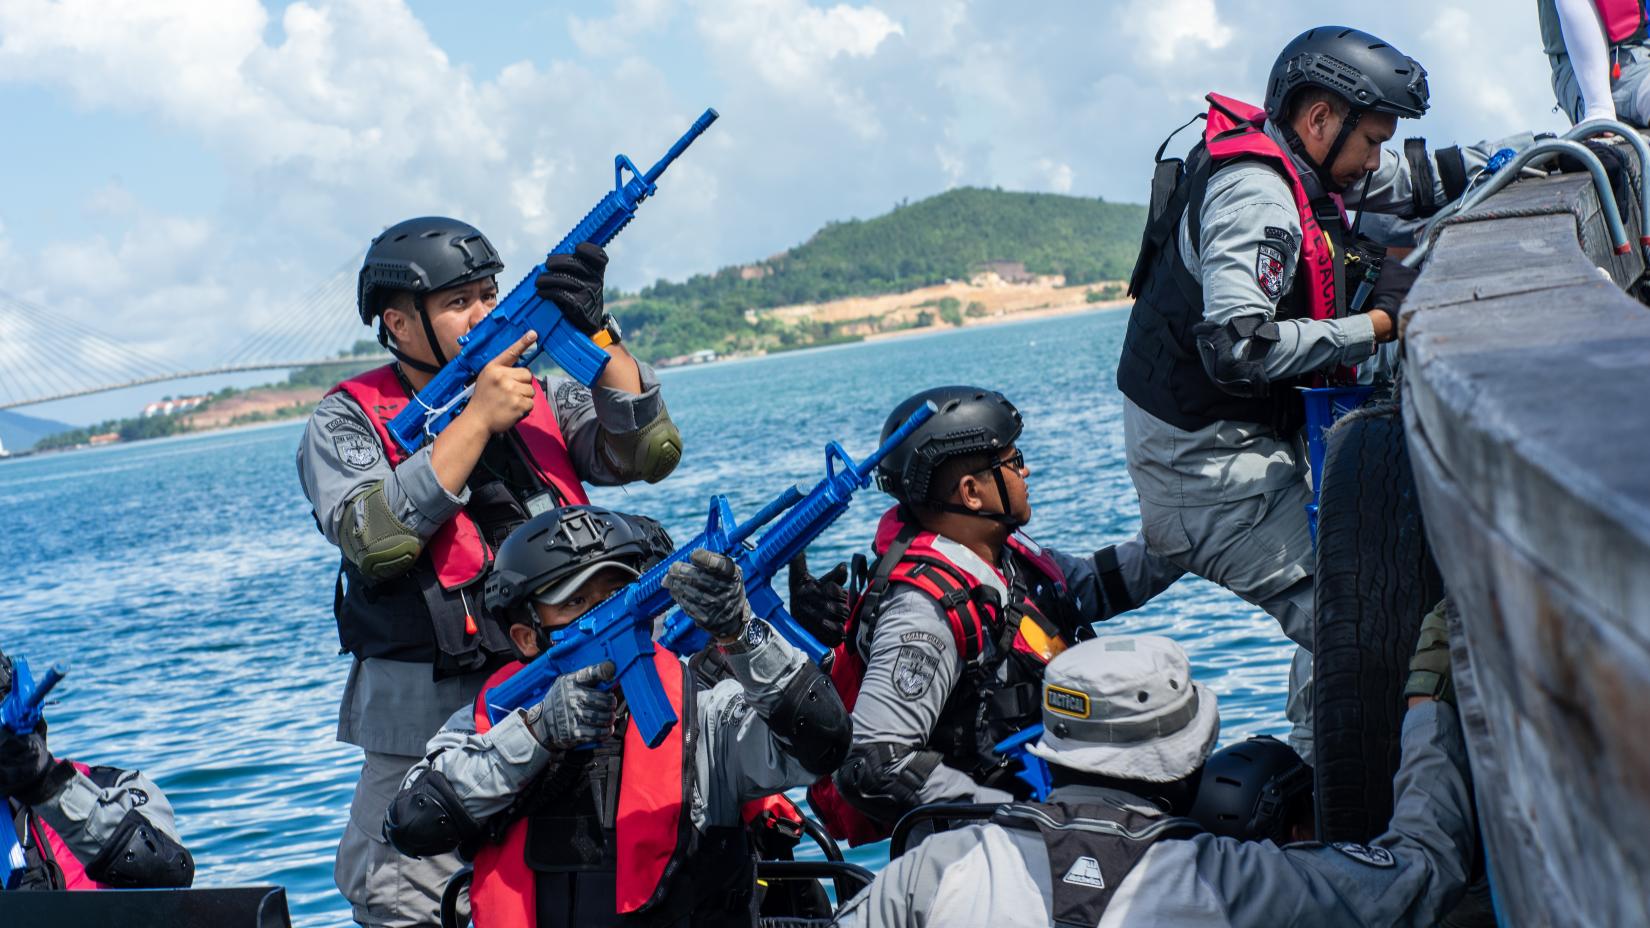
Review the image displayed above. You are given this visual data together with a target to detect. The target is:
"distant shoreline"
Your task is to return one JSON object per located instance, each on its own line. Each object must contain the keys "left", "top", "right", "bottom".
{"left": 14, "top": 301, "right": 1131, "bottom": 459}
{"left": 658, "top": 299, "right": 1129, "bottom": 375}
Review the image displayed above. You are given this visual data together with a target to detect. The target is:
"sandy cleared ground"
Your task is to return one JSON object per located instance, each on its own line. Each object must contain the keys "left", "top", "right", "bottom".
{"left": 757, "top": 273, "right": 1125, "bottom": 336}
{"left": 182, "top": 387, "right": 325, "bottom": 429}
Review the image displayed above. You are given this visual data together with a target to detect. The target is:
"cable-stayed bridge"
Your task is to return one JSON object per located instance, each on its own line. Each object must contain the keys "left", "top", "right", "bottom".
{"left": 0, "top": 256, "right": 382, "bottom": 411}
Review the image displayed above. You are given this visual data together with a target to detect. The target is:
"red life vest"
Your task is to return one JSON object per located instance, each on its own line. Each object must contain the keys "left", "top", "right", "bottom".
{"left": 1204, "top": 93, "right": 1347, "bottom": 323}
{"left": 9, "top": 761, "right": 106, "bottom": 891}
{"left": 1595, "top": 0, "right": 1650, "bottom": 45}
{"left": 807, "top": 506, "right": 1073, "bottom": 845}
{"left": 329, "top": 364, "right": 588, "bottom": 590}
{"left": 466, "top": 652, "right": 804, "bottom": 926}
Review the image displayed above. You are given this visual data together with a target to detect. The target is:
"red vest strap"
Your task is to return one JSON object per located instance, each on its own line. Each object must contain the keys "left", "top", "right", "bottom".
{"left": 22, "top": 761, "right": 103, "bottom": 891}
{"left": 1202, "top": 94, "right": 1344, "bottom": 323}
{"left": 330, "top": 365, "right": 589, "bottom": 590}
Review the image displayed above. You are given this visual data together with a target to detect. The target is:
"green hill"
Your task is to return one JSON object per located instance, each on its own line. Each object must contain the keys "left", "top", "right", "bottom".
{"left": 616, "top": 187, "right": 1144, "bottom": 361}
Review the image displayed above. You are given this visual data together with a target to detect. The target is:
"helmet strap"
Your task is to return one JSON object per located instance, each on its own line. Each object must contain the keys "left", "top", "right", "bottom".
{"left": 415, "top": 293, "right": 450, "bottom": 370}
{"left": 1280, "top": 105, "right": 1364, "bottom": 196}
{"left": 376, "top": 293, "right": 447, "bottom": 376}
{"left": 933, "top": 468, "right": 1025, "bottom": 528}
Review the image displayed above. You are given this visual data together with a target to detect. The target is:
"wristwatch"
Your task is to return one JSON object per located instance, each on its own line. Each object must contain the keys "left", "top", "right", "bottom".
{"left": 591, "top": 315, "right": 623, "bottom": 348}
{"left": 719, "top": 618, "right": 770, "bottom": 655}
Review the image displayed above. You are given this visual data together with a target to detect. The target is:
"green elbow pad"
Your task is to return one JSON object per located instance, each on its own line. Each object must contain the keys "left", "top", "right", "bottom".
{"left": 340, "top": 482, "right": 424, "bottom": 581}
{"left": 606, "top": 409, "right": 683, "bottom": 484}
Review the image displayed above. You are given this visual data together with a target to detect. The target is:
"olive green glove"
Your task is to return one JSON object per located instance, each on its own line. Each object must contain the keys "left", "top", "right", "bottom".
{"left": 1404, "top": 599, "right": 1456, "bottom": 707}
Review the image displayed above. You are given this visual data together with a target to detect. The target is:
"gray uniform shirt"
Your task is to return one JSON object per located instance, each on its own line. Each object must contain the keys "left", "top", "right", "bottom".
{"left": 403, "top": 627, "right": 819, "bottom": 834}
{"left": 833, "top": 700, "right": 1474, "bottom": 927}
{"left": 21, "top": 766, "right": 184, "bottom": 871}
{"left": 1124, "top": 125, "right": 1517, "bottom": 507}
{"left": 296, "top": 365, "right": 669, "bottom": 756}
{"left": 849, "top": 534, "right": 1119, "bottom": 806}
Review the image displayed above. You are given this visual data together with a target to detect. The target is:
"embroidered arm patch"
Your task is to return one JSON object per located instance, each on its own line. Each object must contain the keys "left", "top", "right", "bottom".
{"left": 1255, "top": 243, "right": 1287, "bottom": 301}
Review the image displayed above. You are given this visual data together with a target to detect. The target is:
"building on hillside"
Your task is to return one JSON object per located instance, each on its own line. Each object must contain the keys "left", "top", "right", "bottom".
{"left": 143, "top": 395, "right": 208, "bottom": 418}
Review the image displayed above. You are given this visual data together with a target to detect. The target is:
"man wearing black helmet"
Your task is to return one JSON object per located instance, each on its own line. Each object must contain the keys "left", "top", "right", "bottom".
{"left": 383, "top": 505, "right": 850, "bottom": 927}
{"left": 1116, "top": 27, "right": 1515, "bottom": 761}
{"left": 810, "top": 386, "right": 1178, "bottom": 841}
{"left": 297, "top": 219, "right": 682, "bottom": 926}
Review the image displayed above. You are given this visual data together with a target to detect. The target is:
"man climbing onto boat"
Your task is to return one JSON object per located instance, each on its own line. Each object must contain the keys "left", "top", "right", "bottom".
{"left": 1114, "top": 25, "right": 1519, "bottom": 761}
{"left": 833, "top": 604, "right": 1476, "bottom": 927}
{"left": 811, "top": 386, "right": 1180, "bottom": 844}
{"left": 383, "top": 504, "right": 851, "bottom": 927}
{"left": 0, "top": 648, "right": 194, "bottom": 891}
{"left": 297, "top": 217, "right": 682, "bottom": 926}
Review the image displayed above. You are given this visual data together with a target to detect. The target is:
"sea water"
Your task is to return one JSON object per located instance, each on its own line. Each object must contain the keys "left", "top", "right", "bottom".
{"left": 0, "top": 308, "right": 1297, "bottom": 926}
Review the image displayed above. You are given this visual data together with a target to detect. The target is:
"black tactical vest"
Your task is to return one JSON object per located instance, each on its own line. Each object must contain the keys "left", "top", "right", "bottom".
{"left": 1115, "top": 143, "right": 1328, "bottom": 438}
{"left": 993, "top": 798, "right": 1202, "bottom": 927}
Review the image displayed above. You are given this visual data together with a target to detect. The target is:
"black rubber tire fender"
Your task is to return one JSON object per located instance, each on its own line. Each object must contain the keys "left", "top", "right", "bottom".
{"left": 1311, "top": 400, "right": 1444, "bottom": 843}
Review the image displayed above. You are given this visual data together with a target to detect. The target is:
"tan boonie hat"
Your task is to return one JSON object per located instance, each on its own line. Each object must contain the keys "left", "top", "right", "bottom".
{"left": 1026, "top": 635, "right": 1220, "bottom": 783}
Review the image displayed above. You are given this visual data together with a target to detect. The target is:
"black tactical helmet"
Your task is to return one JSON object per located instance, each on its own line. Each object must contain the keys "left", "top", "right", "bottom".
{"left": 356, "top": 216, "right": 506, "bottom": 326}
{"left": 1264, "top": 26, "right": 1430, "bottom": 122}
{"left": 876, "top": 386, "right": 1023, "bottom": 521}
{"left": 483, "top": 505, "right": 674, "bottom": 621}
{"left": 1187, "top": 735, "right": 1314, "bottom": 843}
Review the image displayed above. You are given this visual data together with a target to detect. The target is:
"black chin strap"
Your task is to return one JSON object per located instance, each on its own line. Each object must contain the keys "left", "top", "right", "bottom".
{"left": 1281, "top": 107, "right": 1365, "bottom": 196}
{"left": 376, "top": 293, "right": 447, "bottom": 376}
{"left": 934, "top": 467, "right": 1025, "bottom": 528}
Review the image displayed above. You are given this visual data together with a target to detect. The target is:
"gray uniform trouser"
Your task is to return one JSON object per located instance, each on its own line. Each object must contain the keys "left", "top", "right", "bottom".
{"left": 336, "top": 749, "right": 463, "bottom": 927}
{"left": 1552, "top": 43, "right": 1650, "bottom": 125}
{"left": 1137, "top": 480, "right": 1315, "bottom": 762}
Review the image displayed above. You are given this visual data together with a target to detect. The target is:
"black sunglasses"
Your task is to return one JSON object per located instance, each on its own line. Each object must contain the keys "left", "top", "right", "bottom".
{"left": 981, "top": 448, "right": 1025, "bottom": 474}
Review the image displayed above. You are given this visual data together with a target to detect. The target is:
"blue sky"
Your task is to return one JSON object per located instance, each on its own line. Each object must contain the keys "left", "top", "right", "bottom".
{"left": 0, "top": 0, "right": 1566, "bottom": 424}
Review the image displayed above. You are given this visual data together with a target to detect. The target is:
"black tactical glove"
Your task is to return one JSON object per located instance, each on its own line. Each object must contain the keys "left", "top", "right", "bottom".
{"left": 664, "top": 549, "right": 752, "bottom": 642}
{"left": 530, "top": 661, "right": 619, "bottom": 749}
{"left": 0, "top": 723, "right": 63, "bottom": 803}
{"left": 1369, "top": 257, "right": 1421, "bottom": 315}
{"left": 788, "top": 553, "right": 849, "bottom": 648}
{"left": 1404, "top": 599, "right": 1456, "bottom": 708}
{"left": 534, "top": 242, "right": 610, "bottom": 335}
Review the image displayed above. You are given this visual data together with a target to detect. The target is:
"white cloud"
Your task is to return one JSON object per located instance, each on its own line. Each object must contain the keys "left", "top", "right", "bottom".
{"left": 1125, "top": 0, "right": 1233, "bottom": 65}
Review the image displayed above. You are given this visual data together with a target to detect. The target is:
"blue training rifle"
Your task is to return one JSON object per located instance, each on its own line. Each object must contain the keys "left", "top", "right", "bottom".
{"left": 386, "top": 107, "right": 721, "bottom": 454}
{"left": 2, "top": 656, "right": 66, "bottom": 888}
{"left": 994, "top": 723, "right": 1052, "bottom": 801}
{"left": 657, "top": 401, "right": 939, "bottom": 662}
{"left": 482, "top": 486, "right": 803, "bottom": 748}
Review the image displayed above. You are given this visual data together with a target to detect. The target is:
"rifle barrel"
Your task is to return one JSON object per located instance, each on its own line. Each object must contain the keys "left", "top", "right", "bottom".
{"left": 643, "top": 108, "right": 720, "bottom": 185}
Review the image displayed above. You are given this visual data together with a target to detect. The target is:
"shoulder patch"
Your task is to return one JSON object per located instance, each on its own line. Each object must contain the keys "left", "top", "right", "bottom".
{"left": 1061, "top": 855, "right": 1106, "bottom": 889}
{"left": 892, "top": 645, "right": 939, "bottom": 699}
{"left": 1263, "top": 226, "right": 1297, "bottom": 248}
{"left": 1256, "top": 243, "right": 1287, "bottom": 301}
{"left": 333, "top": 428, "right": 382, "bottom": 470}
{"left": 1331, "top": 842, "right": 1396, "bottom": 868}
{"left": 554, "top": 379, "right": 592, "bottom": 411}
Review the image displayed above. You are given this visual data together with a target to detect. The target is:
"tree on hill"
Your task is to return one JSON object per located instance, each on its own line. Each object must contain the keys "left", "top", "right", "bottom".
{"left": 612, "top": 187, "right": 1145, "bottom": 361}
